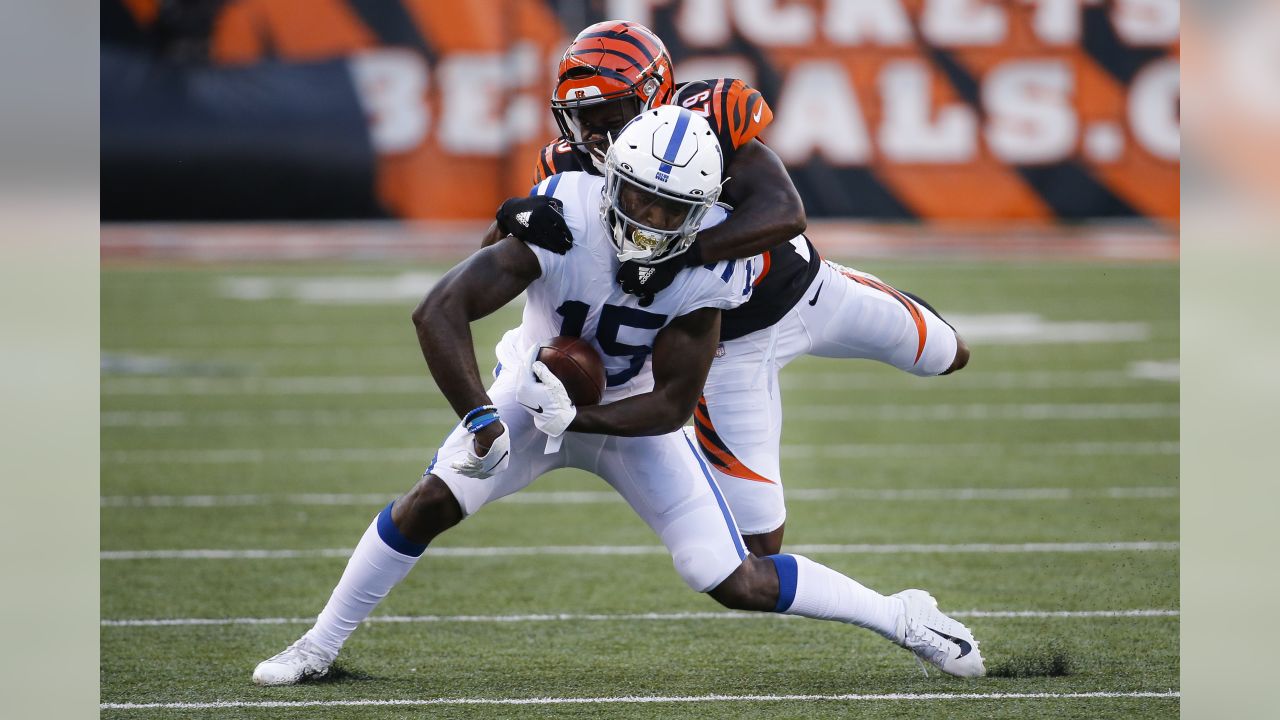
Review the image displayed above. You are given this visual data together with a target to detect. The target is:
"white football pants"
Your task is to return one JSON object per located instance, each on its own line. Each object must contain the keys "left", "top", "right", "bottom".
{"left": 433, "top": 368, "right": 748, "bottom": 593}
{"left": 695, "top": 259, "right": 959, "bottom": 535}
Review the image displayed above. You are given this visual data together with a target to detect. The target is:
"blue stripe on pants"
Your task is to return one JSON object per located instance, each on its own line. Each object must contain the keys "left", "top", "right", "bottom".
{"left": 682, "top": 431, "right": 747, "bottom": 560}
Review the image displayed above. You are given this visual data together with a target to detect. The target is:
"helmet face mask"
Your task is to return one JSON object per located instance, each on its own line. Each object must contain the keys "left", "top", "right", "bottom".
{"left": 604, "top": 170, "right": 709, "bottom": 264}
{"left": 551, "top": 94, "right": 644, "bottom": 172}
{"left": 600, "top": 106, "right": 723, "bottom": 266}
{"left": 617, "top": 180, "right": 696, "bottom": 233}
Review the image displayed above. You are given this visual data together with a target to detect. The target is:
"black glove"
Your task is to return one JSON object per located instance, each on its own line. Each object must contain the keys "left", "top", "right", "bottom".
{"left": 615, "top": 240, "right": 706, "bottom": 307}
{"left": 615, "top": 259, "right": 683, "bottom": 307}
{"left": 496, "top": 195, "right": 572, "bottom": 254}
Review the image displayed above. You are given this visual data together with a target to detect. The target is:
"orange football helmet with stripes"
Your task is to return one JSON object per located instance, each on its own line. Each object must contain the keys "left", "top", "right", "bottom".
{"left": 551, "top": 21, "right": 675, "bottom": 171}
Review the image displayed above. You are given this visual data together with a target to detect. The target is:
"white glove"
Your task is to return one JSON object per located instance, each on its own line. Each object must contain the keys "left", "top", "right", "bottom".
{"left": 450, "top": 420, "right": 511, "bottom": 479}
{"left": 516, "top": 345, "right": 577, "bottom": 437}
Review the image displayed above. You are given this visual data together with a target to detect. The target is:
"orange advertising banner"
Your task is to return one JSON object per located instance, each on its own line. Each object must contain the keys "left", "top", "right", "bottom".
{"left": 114, "top": 0, "right": 1179, "bottom": 223}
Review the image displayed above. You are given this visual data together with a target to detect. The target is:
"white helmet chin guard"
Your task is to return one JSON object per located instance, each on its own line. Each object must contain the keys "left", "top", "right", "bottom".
{"left": 600, "top": 106, "right": 723, "bottom": 265}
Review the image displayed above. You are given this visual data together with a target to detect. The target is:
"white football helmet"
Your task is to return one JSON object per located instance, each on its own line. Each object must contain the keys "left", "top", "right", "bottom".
{"left": 600, "top": 105, "right": 723, "bottom": 265}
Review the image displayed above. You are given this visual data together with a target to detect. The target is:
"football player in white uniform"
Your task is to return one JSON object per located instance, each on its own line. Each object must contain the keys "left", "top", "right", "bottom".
{"left": 495, "top": 22, "right": 970, "bottom": 558}
{"left": 253, "top": 107, "right": 984, "bottom": 687}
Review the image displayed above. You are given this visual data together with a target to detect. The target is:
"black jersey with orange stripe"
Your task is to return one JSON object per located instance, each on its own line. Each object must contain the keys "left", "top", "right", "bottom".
{"left": 532, "top": 138, "right": 587, "bottom": 185}
{"left": 674, "top": 78, "right": 816, "bottom": 340}
{"left": 669, "top": 78, "right": 772, "bottom": 168}
{"left": 719, "top": 234, "right": 820, "bottom": 342}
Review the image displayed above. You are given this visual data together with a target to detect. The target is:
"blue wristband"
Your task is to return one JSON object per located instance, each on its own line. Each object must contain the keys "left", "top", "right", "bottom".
{"left": 462, "top": 404, "right": 497, "bottom": 426}
{"left": 467, "top": 413, "right": 502, "bottom": 434}
{"left": 463, "top": 406, "right": 501, "bottom": 434}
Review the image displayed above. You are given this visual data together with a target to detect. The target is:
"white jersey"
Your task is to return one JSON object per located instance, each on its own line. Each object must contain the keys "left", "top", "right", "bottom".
{"left": 495, "top": 171, "right": 762, "bottom": 404}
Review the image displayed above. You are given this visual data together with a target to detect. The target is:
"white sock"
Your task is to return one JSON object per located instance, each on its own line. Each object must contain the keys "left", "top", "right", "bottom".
{"left": 303, "top": 504, "right": 423, "bottom": 660}
{"left": 768, "top": 554, "right": 904, "bottom": 641}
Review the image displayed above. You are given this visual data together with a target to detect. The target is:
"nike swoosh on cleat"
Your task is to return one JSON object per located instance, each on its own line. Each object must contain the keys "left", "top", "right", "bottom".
{"left": 808, "top": 281, "right": 824, "bottom": 306}
{"left": 519, "top": 402, "right": 543, "bottom": 414}
{"left": 926, "top": 626, "right": 973, "bottom": 658}
{"left": 753, "top": 102, "right": 763, "bottom": 123}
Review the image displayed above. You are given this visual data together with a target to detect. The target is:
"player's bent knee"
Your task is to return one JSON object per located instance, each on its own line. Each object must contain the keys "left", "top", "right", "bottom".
{"left": 391, "top": 475, "right": 463, "bottom": 545}
{"left": 707, "top": 556, "right": 778, "bottom": 612}
{"left": 945, "top": 336, "right": 970, "bottom": 374}
{"left": 672, "top": 545, "right": 740, "bottom": 594}
{"left": 743, "top": 527, "right": 784, "bottom": 558}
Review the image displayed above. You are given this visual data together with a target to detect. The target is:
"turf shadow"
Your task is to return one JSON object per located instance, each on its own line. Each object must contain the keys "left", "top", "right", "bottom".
{"left": 987, "top": 641, "right": 1074, "bottom": 678}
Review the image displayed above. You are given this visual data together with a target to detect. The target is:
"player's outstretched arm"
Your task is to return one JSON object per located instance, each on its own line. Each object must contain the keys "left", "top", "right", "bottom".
{"left": 692, "top": 140, "right": 806, "bottom": 263}
{"left": 412, "top": 237, "right": 540, "bottom": 419}
{"left": 569, "top": 307, "right": 721, "bottom": 437}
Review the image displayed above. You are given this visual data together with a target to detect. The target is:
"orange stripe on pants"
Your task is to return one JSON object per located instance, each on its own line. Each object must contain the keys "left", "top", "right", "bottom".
{"left": 839, "top": 271, "right": 928, "bottom": 365}
{"left": 693, "top": 403, "right": 775, "bottom": 484}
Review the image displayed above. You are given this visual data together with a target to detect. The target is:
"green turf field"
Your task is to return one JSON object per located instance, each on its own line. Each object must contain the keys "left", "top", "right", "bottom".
{"left": 101, "top": 258, "right": 1179, "bottom": 718}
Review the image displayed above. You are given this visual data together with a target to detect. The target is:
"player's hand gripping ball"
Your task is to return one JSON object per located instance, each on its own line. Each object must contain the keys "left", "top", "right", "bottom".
{"left": 536, "top": 336, "right": 606, "bottom": 406}
{"left": 517, "top": 338, "right": 605, "bottom": 437}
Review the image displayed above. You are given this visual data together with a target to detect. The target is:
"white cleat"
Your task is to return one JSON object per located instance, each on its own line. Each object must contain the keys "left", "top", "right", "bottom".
{"left": 252, "top": 636, "right": 333, "bottom": 686}
{"left": 891, "top": 589, "right": 985, "bottom": 678}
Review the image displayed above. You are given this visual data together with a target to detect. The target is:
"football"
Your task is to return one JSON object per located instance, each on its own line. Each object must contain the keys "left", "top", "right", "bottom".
{"left": 537, "top": 336, "right": 606, "bottom": 406}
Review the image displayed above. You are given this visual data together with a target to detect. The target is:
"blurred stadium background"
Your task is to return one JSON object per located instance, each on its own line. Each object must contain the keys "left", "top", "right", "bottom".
{"left": 102, "top": 0, "right": 1178, "bottom": 238}
{"left": 100, "top": 1, "right": 1179, "bottom": 716}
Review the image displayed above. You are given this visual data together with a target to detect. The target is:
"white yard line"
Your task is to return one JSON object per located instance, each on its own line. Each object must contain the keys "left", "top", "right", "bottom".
{"left": 99, "top": 368, "right": 1176, "bottom": 396}
{"left": 786, "top": 368, "right": 1176, "bottom": 389}
{"left": 101, "top": 691, "right": 1180, "bottom": 710}
{"left": 218, "top": 273, "right": 442, "bottom": 304}
{"left": 101, "top": 441, "right": 1178, "bottom": 465}
{"left": 100, "top": 486, "right": 1178, "bottom": 508}
{"left": 795, "top": 403, "right": 1178, "bottom": 421}
{"left": 101, "top": 608, "right": 1180, "bottom": 628}
{"left": 947, "top": 314, "right": 1152, "bottom": 344}
{"left": 779, "top": 441, "right": 1178, "bottom": 458}
{"left": 100, "top": 541, "right": 1178, "bottom": 561}
{"left": 1128, "top": 360, "right": 1180, "bottom": 382}
{"left": 102, "top": 448, "right": 431, "bottom": 464}
{"left": 101, "top": 376, "right": 433, "bottom": 396}
{"left": 958, "top": 609, "right": 1179, "bottom": 618}
{"left": 101, "top": 409, "right": 451, "bottom": 428}
{"left": 101, "top": 403, "right": 1178, "bottom": 427}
